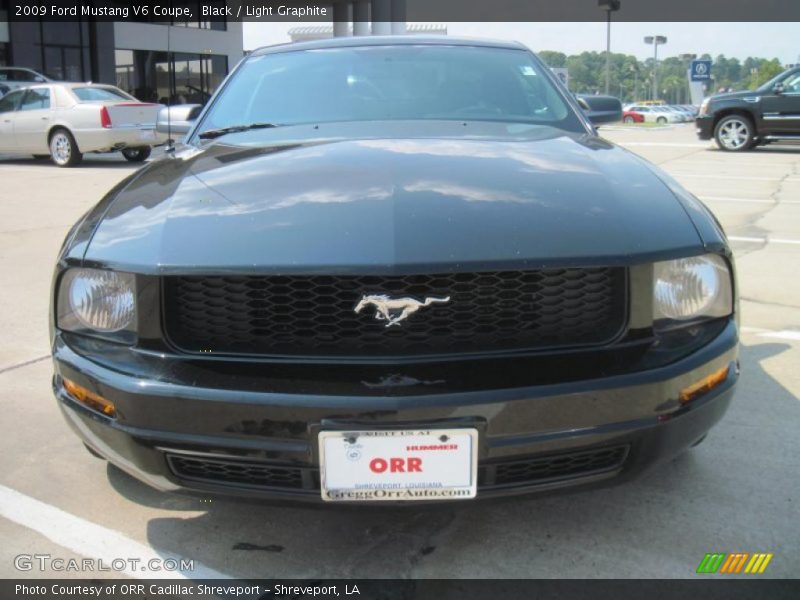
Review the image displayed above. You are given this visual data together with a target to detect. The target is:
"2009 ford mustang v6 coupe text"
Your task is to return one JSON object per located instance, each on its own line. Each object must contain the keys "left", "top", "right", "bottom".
{"left": 51, "top": 37, "right": 738, "bottom": 503}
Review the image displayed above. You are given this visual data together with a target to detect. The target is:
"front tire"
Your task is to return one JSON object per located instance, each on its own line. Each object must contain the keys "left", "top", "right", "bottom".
{"left": 121, "top": 147, "right": 151, "bottom": 163}
{"left": 49, "top": 128, "right": 82, "bottom": 167}
{"left": 623, "top": 116, "right": 635, "bottom": 124}
{"left": 714, "top": 115, "right": 755, "bottom": 152}
{"left": 656, "top": 116, "right": 667, "bottom": 124}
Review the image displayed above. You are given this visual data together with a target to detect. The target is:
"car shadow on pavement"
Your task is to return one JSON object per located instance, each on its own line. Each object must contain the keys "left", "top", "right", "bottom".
{"left": 706, "top": 146, "right": 800, "bottom": 154}
{"left": 104, "top": 341, "right": 799, "bottom": 578}
{"left": 0, "top": 156, "right": 140, "bottom": 168}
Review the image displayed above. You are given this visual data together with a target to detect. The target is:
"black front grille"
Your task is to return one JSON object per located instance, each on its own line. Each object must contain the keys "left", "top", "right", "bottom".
{"left": 166, "top": 446, "right": 629, "bottom": 494}
{"left": 163, "top": 268, "right": 626, "bottom": 357}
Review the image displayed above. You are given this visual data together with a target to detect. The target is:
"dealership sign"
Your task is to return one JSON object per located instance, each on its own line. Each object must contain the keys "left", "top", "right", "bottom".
{"left": 691, "top": 60, "right": 712, "bottom": 81}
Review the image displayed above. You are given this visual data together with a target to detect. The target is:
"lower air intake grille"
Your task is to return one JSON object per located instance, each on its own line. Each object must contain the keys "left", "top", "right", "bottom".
{"left": 166, "top": 445, "right": 629, "bottom": 494}
{"left": 482, "top": 445, "right": 629, "bottom": 488}
{"left": 167, "top": 455, "right": 308, "bottom": 490}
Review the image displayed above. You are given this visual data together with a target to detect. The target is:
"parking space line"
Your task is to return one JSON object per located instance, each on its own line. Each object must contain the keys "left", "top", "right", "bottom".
{"left": 729, "top": 236, "right": 800, "bottom": 246}
{"left": 0, "top": 484, "right": 231, "bottom": 580}
{"left": 0, "top": 355, "right": 49, "bottom": 376}
{"left": 618, "top": 142, "right": 710, "bottom": 148}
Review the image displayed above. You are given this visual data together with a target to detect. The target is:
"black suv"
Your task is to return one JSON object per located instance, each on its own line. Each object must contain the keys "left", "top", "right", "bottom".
{"left": 697, "top": 66, "right": 800, "bottom": 151}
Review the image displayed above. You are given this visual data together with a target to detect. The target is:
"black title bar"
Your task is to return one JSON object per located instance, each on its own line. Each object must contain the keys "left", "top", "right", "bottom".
{"left": 2, "top": 579, "right": 800, "bottom": 600}
{"left": 4, "top": 0, "right": 800, "bottom": 22}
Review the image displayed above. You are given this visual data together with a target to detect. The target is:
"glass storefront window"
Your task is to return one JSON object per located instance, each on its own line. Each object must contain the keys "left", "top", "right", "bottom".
{"left": 43, "top": 45, "right": 85, "bottom": 81}
{"left": 114, "top": 49, "right": 227, "bottom": 105}
{"left": 115, "top": 50, "right": 134, "bottom": 95}
{"left": 38, "top": 21, "right": 88, "bottom": 82}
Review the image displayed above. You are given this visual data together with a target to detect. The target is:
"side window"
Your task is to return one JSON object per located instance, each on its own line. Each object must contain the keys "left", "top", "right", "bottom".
{"left": 19, "top": 88, "right": 51, "bottom": 111}
{"left": 0, "top": 90, "right": 23, "bottom": 113}
{"left": 10, "top": 70, "right": 31, "bottom": 82}
{"left": 783, "top": 74, "right": 800, "bottom": 93}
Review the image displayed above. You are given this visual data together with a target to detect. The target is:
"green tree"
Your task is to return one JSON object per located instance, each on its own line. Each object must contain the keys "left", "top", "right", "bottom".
{"left": 537, "top": 49, "right": 790, "bottom": 102}
{"left": 538, "top": 51, "right": 567, "bottom": 68}
{"left": 750, "top": 59, "right": 784, "bottom": 88}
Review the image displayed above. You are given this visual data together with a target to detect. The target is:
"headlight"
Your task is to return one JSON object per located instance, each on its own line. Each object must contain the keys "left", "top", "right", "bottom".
{"left": 654, "top": 255, "right": 732, "bottom": 322}
{"left": 57, "top": 269, "right": 136, "bottom": 339}
{"left": 699, "top": 98, "right": 710, "bottom": 116}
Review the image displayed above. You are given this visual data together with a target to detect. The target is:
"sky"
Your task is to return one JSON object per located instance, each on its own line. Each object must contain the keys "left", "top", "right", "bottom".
{"left": 243, "top": 22, "right": 800, "bottom": 64}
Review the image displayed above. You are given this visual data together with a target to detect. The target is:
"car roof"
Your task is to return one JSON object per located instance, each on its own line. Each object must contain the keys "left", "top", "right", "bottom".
{"left": 8, "top": 82, "right": 123, "bottom": 96}
{"left": 19, "top": 82, "right": 115, "bottom": 90}
{"left": 249, "top": 35, "right": 528, "bottom": 57}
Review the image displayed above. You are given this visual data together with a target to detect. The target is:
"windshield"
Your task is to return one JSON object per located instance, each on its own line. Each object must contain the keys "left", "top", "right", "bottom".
{"left": 195, "top": 45, "right": 583, "bottom": 138}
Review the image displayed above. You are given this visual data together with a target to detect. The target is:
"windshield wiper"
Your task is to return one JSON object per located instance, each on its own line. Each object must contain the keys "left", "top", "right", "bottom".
{"left": 198, "top": 122, "right": 281, "bottom": 139}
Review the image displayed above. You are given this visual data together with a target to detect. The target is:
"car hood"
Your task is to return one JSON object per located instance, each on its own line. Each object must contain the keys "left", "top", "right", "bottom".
{"left": 83, "top": 122, "right": 704, "bottom": 273}
{"left": 708, "top": 89, "right": 760, "bottom": 102}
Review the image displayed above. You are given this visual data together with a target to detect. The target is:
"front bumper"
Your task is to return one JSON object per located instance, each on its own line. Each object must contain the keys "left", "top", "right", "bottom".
{"left": 696, "top": 115, "right": 714, "bottom": 140}
{"left": 52, "top": 320, "right": 739, "bottom": 504}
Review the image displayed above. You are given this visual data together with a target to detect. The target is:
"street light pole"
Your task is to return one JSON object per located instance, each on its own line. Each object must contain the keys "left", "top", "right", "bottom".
{"left": 644, "top": 35, "right": 667, "bottom": 101}
{"left": 599, "top": 1, "right": 621, "bottom": 95}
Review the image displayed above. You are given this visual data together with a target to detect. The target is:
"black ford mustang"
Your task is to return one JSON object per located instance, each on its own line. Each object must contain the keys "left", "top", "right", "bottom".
{"left": 51, "top": 37, "right": 738, "bottom": 504}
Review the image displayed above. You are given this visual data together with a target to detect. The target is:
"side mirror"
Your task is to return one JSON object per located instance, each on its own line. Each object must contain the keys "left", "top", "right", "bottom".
{"left": 576, "top": 94, "right": 623, "bottom": 125}
{"left": 773, "top": 82, "right": 785, "bottom": 95}
{"left": 34, "top": 76, "right": 46, "bottom": 82}
{"left": 156, "top": 104, "right": 203, "bottom": 135}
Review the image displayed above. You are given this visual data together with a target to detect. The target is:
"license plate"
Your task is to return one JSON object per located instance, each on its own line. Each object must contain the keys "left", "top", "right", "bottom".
{"left": 319, "top": 428, "right": 478, "bottom": 502}
{"left": 139, "top": 129, "right": 156, "bottom": 141}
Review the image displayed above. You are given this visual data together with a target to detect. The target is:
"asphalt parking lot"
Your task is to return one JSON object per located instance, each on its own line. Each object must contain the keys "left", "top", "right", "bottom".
{"left": 0, "top": 123, "right": 798, "bottom": 580}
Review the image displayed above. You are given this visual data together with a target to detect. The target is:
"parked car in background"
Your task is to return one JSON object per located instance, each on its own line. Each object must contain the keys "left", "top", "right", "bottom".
{"left": 696, "top": 65, "right": 800, "bottom": 151}
{"left": 651, "top": 106, "right": 686, "bottom": 123}
{"left": 0, "top": 83, "right": 166, "bottom": 166}
{"left": 667, "top": 105, "right": 695, "bottom": 121}
{"left": 622, "top": 109, "right": 644, "bottom": 123}
{"left": 0, "top": 67, "right": 51, "bottom": 97}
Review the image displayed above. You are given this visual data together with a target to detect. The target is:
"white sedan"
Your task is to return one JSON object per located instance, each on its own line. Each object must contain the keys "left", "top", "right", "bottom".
{"left": 0, "top": 82, "right": 167, "bottom": 166}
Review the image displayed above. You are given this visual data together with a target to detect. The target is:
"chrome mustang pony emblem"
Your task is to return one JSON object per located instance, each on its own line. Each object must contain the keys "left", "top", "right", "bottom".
{"left": 354, "top": 294, "right": 450, "bottom": 327}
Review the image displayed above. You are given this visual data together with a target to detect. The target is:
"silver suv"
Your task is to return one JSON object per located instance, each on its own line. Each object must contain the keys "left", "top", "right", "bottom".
{"left": 0, "top": 68, "right": 51, "bottom": 97}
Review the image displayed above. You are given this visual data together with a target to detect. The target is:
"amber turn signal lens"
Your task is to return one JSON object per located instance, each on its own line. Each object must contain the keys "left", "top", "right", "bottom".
{"left": 63, "top": 378, "right": 116, "bottom": 417}
{"left": 679, "top": 365, "right": 730, "bottom": 404}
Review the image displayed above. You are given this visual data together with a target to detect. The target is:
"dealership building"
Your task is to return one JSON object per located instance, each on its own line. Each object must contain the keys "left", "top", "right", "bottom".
{"left": 0, "top": 5, "right": 243, "bottom": 104}
{"left": 0, "top": 0, "right": 430, "bottom": 103}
